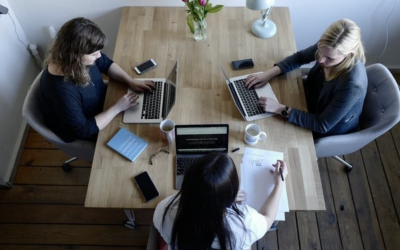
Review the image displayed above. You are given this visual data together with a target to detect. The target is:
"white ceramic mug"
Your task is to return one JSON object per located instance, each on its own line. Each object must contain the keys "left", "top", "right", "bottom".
{"left": 244, "top": 123, "right": 267, "bottom": 145}
{"left": 160, "top": 119, "right": 175, "bottom": 144}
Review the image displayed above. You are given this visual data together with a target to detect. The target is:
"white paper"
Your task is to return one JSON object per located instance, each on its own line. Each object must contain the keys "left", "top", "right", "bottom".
{"left": 240, "top": 147, "right": 289, "bottom": 221}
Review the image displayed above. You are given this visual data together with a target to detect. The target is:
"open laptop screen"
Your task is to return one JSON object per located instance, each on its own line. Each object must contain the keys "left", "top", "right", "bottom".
{"left": 175, "top": 124, "right": 229, "bottom": 155}
{"left": 162, "top": 61, "right": 178, "bottom": 118}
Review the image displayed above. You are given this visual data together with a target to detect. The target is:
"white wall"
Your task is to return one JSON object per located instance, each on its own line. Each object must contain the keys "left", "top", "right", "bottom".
{"left": 0, "top": 0, "right": 39, "bottom": 186}
{"left": 8, "top": 0, "right": 400, "bottom": 68}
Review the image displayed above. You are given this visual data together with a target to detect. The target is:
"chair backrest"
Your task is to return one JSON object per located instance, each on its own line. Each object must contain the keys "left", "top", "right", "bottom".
{"left": 22, "top": 72, "right": 95, "bottom": 162}
{"left": 360, "top": 63, "right": 400, "bottom": 129}
{"left": 315, "top": 63, "right": 400, "bottom": 158}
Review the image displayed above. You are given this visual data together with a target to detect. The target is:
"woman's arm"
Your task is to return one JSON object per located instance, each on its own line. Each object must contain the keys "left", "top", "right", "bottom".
{"left": 106, "top": 63, "right": 155, "bottom": 92}
{"left": 94, "top": 92, "right": 139, "bottom": 130}
{"left": 259, "top": 160, "right": 288, "bottom": 229}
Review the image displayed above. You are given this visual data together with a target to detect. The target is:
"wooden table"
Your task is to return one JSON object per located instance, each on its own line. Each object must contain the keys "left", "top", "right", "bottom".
{"left": 85, "top": 7, "right": 326, "bottom": 211}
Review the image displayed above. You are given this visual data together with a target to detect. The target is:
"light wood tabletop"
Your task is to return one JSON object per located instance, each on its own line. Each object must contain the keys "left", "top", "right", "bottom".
{"left": 84, "top": 6, "right": 326, "bottom": 211}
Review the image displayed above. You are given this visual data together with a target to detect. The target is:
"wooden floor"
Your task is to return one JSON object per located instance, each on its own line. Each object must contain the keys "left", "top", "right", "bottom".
{"left": 1, "top": 76, "right": 400, "bottom": 249}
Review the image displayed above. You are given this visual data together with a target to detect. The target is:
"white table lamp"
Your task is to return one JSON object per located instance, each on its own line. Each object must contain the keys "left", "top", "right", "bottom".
{"left": 246, "top": 0, "right": 277, "bottom": 38}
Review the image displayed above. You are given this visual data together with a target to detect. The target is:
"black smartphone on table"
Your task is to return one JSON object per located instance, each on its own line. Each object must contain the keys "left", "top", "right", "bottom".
{"left": 134, "top": 59, "right": 157, "bottom": 75}
{"left": 133, "top": 171, "right": 159, "bottom": 202}
{"left": 232, "top": 58, "right": 254, "bottom": 70}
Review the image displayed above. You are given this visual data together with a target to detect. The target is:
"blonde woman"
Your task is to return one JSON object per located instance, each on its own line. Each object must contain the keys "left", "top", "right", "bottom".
{"left": 245, "top": 19, "right": 367, "bottom": 138}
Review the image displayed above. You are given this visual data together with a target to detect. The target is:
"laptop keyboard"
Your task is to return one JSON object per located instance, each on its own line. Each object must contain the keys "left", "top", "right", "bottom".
{"left": 141, "top": 81, "right": 163, "bottom": 119}
{"left": 176, "top": 156, "right": 200, "bottom": 176}
{"left": 233, "top": 79, "right": 265, "bottom": 117}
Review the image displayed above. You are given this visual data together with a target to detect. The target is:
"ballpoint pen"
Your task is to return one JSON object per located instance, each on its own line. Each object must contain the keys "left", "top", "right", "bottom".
{"left": 279, "top": 166, "right": 284, "bottom": 181}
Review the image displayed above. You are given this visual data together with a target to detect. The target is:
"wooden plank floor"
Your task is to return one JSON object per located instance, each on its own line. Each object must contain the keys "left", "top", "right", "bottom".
{"left": 1, "top": 75, "right": 399, "bottom": 250}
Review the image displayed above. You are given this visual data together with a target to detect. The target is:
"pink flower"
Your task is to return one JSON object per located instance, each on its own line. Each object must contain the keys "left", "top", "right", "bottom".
{"left": 199, "top": 0, "right": 206, "bottom": 6}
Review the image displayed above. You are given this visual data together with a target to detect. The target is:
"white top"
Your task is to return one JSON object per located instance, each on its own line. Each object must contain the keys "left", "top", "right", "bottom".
{"left": 153, "top": 195, "right": 268, "bottom": 250}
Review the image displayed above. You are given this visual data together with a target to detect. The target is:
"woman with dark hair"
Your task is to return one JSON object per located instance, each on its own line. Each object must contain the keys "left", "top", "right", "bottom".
{"left": 39, "top": 17, "right": 155, "bottom": 142}
{"left": 153, "top": 152, "right": 288, "bottom": 250}
{"left": 245, "top": 19, "right": 367, "bottom": 138}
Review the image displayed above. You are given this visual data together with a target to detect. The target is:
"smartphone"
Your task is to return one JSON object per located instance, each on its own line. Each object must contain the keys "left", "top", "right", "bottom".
{"left": 134, "top": 59, "right": 157, "bottom": 75}
{"left": 232, "top": 58, "right": 254, "bottom": 70}
{"left": 133, "top": 171, "right": 159, "bottom": 202}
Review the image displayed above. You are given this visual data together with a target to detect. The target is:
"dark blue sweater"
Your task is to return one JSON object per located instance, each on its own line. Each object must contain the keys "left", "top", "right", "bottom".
{"left": 39, "top": 53, "right": 113, "bottom": 142}
{"left": 276, "top": 44, "right": 367, "bottom": 137}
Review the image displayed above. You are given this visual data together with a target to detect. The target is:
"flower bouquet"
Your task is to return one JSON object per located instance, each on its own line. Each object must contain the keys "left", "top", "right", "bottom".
{"left": 182, "top": 0, "right": 224, "bottom": 41}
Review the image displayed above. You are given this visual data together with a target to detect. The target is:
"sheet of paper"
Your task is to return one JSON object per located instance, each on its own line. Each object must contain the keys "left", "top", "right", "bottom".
{"left": 240, "top": 147, "right": 289, "bottom": 221}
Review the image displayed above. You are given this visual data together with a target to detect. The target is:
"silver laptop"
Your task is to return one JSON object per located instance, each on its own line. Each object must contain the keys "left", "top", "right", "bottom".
{"left": 123, "top": 60, "right": 178, "bottom": 123}
{"left": 219, "top": 63, "right": 278, "bottom": 121}
{"left": 174, "top": 124, "right": 229, "bottom": 190}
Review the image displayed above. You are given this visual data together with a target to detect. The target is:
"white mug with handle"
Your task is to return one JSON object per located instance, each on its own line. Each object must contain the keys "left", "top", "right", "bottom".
{"left": 244, "top": 123, "right": 267, "bottom": 145}
{"left": 160, "top": 119, "right": 175, "bottom": 144}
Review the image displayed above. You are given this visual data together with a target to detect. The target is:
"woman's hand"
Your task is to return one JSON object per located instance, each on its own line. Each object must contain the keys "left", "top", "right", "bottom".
{"left": 235, "top": 190, "right": 247, "bottom": 204}
{"left": 244, "top": 66, "right": 283, "bottom": 89}
{"left": 244, "top": 72, "right": 271, "bottom": 89}
{"left": 259, "top": 97, "right": 286, "bottom": 114}
{"left": 114, "top": 92, "right": 140, "bottom": 113}
{"left": 128, "top": 79, "right": 156, "bottom": 93}
{"left": 271, "top": 160, "right": 288, "bottom": 184}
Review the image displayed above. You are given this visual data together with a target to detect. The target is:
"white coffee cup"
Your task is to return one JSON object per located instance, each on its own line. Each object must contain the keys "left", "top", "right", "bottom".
{"left": 244, "top": 123, "right": 267, "bottom": 145}
{"left": 160, "top": 119, "right": 175, "bottom": 144}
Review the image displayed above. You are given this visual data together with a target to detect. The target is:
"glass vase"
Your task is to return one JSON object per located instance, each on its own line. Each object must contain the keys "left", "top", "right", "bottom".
{"left": 194, "top": 20, "right": 207, "bottom": 42}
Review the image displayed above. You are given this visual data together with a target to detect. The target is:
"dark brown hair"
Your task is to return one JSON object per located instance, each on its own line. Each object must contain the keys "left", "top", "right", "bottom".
{"left": 44, "top": 17, "right": 107, "bottom": 85}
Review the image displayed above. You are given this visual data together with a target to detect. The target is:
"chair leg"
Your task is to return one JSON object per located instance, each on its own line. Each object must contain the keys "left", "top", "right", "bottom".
{"left": 332, "top": 156, "right": 353, "bottom": 172}
{"left": 62, "top": 157, "right": 77, "bottom": 172}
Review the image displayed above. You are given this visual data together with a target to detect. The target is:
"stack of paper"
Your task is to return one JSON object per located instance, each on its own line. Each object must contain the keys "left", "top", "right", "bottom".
{"left": 240, "top": 147, "right": 289, "bottom": 221}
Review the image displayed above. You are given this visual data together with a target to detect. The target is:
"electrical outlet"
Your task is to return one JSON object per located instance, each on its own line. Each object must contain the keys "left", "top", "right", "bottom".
{"left": 0, "top": 5, "right": 9, "bottom": 15}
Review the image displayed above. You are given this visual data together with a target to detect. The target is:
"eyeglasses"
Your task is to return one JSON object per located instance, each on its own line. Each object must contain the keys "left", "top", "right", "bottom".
{"left": 149, "top": 146, "right": 170, "bottom": 165}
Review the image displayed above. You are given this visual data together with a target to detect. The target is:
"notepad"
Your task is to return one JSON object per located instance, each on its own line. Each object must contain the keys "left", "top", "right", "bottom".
{"left": 240, "top": 147, "right": 289, "bottom": 221}
{"left": 107, "top": 127, "right": 148, "bottom": 162}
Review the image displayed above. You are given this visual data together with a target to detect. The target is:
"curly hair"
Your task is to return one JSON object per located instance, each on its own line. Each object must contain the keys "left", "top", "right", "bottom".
{"left": 44, "top": 17, "right": 107, "bottom": 85}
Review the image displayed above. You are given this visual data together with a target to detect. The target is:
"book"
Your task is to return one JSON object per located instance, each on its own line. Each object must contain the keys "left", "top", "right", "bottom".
{"left": 107, "top": 127, "right": 148, "bottom": 162}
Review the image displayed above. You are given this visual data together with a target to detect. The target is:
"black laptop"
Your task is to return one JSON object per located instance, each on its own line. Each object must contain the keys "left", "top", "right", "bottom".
{"left": 174, "top": 124, "right": 229, "bottom": 189}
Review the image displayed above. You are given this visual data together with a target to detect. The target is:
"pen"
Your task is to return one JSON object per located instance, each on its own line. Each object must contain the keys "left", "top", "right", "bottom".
{"left": 231, "top": 147, "right": 240, "bottom": 153}
{"left": 279, "top": 167, "right": 284, "bottom": 181}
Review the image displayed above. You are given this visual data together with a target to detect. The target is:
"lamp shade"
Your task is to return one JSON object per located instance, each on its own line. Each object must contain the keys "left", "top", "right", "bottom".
{"left": 246, "top": 0, "right": 275, "bottom": 10}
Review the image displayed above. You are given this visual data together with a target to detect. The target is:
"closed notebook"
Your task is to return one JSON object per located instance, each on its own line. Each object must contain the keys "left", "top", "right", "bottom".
{"left": 107, "top": 127, "right": 148, "bottom": 162}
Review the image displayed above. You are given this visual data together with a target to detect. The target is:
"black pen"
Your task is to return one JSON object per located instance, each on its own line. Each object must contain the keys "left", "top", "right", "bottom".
{"left": 231, "top": 147, "right": 240, "bottom": 153}
{"left": 279, "top": 167, "right": 284, "bottom": 181}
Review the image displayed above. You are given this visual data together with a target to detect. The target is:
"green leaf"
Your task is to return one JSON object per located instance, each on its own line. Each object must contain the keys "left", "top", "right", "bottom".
{"left": 187, "top": 14, "right": 195, "bottom": 34}
{"left": 193, "top": 5, "right": 204, "bottom": 21}
{"left": 207, "top": 4, "right": 224, "bottom": 13}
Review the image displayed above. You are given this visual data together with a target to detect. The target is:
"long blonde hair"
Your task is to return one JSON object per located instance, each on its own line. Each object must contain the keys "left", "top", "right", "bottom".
{"left": 317, "top": 19, "right": 365, "bottom": 81}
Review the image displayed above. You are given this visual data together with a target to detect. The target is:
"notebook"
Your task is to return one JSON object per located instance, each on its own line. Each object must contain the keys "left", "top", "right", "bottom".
{"left": 174, "top": 124, "right": 229, "bottom": 190}
{"left": 123, "top": 59, "right": 179, "bottom": 123}
{"left": 219, "top": 63, "right": 278, "bottom": 121}
{"left": 107, "top": 127, "right": 148, "bottom": 162}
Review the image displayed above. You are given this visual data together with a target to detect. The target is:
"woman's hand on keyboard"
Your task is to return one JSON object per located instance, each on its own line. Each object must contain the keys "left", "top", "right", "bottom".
{"left": 115, "top": 92, "right": 140, "bottom": 112}
{"left": 244, "top": 66, "right": 283, "bottom": 89}
{"left": 129, "top": 79, "right": 156, "bottom": 93}
{"left": 258, "top": 97, "right": 285, "bottom": 114}
{"left": 244, "top": 72, "right": 270, "bottom": 89}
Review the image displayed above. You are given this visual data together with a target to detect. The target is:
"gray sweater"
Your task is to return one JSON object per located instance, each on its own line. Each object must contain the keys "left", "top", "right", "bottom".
{"left": 276, "top": 44, "right": 367, "bottom": 138}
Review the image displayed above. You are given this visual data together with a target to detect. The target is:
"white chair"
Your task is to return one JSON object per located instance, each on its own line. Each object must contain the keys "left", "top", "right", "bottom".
{"left": 22, "top": 72, "right": 95, "bottom": 171}
{"left": 315, "top": 63, "right": 400, "bottom": 171}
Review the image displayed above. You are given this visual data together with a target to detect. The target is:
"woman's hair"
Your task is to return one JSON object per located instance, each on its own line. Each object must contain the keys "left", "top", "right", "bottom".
{"left": 163, "top": 152, "right": 244, "bottom": 250}
{"left": 317, "top": 18, "right": 365, "bottom": 81}
{"left": 44, "top": 17, "right": 107, "bottom": 85}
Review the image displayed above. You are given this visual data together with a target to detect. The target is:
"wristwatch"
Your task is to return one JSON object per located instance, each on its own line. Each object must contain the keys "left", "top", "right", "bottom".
{"left": 280, "top": 106, "right": 289, "bottom": 117}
